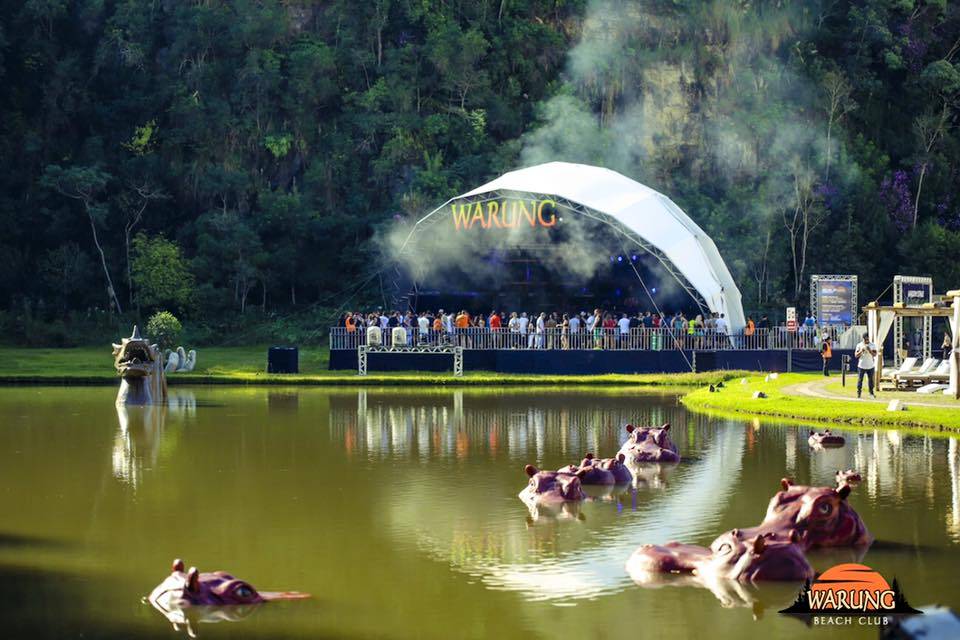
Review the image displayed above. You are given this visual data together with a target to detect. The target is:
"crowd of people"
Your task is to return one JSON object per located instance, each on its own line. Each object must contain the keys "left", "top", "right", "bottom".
{"left": 335, "top": 308, "right": 841, "bottom": 350}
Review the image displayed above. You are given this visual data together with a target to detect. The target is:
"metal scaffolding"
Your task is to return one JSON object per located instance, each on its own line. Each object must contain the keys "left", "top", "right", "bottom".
{"left": 358, "top": 344, "right": 464, "bottom": 377}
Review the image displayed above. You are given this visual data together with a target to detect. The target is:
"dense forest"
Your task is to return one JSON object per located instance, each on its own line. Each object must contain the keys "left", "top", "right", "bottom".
{"left": 1, "top": 0, "right": 958, "bottom": 345}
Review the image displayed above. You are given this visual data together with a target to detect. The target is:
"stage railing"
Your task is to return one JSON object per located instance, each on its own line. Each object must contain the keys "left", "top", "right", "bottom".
{"left": 329, "top": 326, "right": 845, "bottom": 351}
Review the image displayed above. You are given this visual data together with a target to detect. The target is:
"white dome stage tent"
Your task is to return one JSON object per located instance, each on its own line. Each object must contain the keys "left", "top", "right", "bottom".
{"left": 397, "top": 162, "right": 746, "bottom": 331}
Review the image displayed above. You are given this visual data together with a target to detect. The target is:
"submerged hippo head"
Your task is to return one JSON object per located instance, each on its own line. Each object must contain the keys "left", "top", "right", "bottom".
{"left": 557, "top": 453, "right": 620, "bottom": 485}
{"left": 618, "top": 423, "right": 680, "bottom": 464}
{"left": 835, "top": 469, "right": 862, "bottom": 486}
{"left": 703, "top": 529, "right": 813, "bottom": 582}
{"left": 147, "top": 559, "right": 309, "bottom": 613}
{"left": 626, "top": 530, "right": 812, "bottom": 584}
{"left": 519, "top": 465, "right": 585, "bottom": 507}
{"left": 808, "top": 429, "right": 845, "bottom": 448}
{"left": 762, "top": 478, "right": 872, "bottom": 548}
{"left": 596, "top": 453, "right": 633, "bottom": 485}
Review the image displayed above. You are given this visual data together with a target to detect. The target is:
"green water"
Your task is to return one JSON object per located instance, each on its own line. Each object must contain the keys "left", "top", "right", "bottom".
{"left": 1, "top": 386, "right": 957, "bottom": 639}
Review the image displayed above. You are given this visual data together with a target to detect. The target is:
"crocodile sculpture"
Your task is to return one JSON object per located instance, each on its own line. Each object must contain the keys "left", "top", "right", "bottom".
{"left": 113, "top": 326, "right": 167, "bottom": 405}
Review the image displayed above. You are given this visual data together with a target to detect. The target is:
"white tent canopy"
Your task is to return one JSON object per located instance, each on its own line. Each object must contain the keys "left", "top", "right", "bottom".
{"left": 406, "top": 162, "right": 745, "bottom": 331}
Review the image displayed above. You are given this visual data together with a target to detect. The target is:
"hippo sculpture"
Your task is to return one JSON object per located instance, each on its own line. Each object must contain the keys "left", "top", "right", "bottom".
{"left": 627, "top": 530, "right": 813, "bottom": 583}
{"left": 113, "top": 325, "right": 167, "bottom": 406}
{"left": 835, "top": 469, "right": 862, "bottom": 486}
{"left": 596, "top": 453, "right": 633, "bottom": 484}
{"left": 148, "top": 558, "right": 308, "bottom": 610}
{"left": 808, "top": 429, "right": 845, "bottom": 448}
{"left": 519, "top": 465, "right": 587, "bottom": 520}
{"left": 520, "top": 465, "right": 585, "bottom": 505}
{"left": 617, "top": 423, "right": 680, "bottom": 464}
{"left": 627, "top": 476, "right": 871, "bottom": 588}
{"left": 760, "top": 477, "right": 873, "bottom": 549}
{"left": 558, "top": 453, "right": 632, "bottom": 485}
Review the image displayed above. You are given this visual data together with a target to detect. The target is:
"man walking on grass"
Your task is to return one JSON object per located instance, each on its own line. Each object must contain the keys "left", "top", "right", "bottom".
{"left": 855, "top": 332, "right": 878, "bottom": 399}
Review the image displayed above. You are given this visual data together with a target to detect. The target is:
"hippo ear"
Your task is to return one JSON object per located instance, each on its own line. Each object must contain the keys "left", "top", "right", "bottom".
{"left": 186, "top": 567, "right": 199, "bottom": 592}
{"left": 837, "top": 484, "right": 851, "bottom": 500}
{"left": 731, "top": 528, "right": 741, "bottom": 539}
{"left": 625, "top": 424, "right": 635, "bottom": 433}
{"left": 617, "top": 453, "right": 626, "bottom": 463}
{"left": 780, "top": 478, "right": 793, "bottom": 491}
{"left": 661, "top": 423, "right": 670, "bottom": 431}
{"left": 752, "top": 536, "right": 766, "bottom": 554}
{"left": 524, "top": 464, "right": 538, "bottom": 477}
{"left": 809, "top": 430, "right": 815, "bottom": 436}
{"left": 172, "top": 558, "right": 184, "bottom": 573}
{"left": 585, "top": 452, "right": 594, "bottom": 460}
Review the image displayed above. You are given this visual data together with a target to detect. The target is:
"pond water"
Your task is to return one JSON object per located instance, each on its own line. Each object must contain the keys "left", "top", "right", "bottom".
{"left": 1, "top": 385, "right": 958, "bottom": 639}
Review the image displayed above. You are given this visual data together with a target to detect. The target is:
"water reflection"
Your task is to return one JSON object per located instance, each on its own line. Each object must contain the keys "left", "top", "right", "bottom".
{"left": 329, "top": 389, "right": 960, "bottom": 606}
{"left": 146, "top": 597, "right": 261, "bottom": 639}
{"left": 112, "top": 389, "right": 196, "bottom": 489}
{"left": 330, "top": 389, "right": 690, "bottom": 462}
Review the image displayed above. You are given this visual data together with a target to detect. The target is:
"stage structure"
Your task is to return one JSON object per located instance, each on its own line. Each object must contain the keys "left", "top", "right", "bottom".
{"left": 892, "top": 275, "right": 934, "bottom": 366}
{"left": 394, "top": 162, "right": 745, "bottom": 331}
{"left": 810, "top": 275, "right": 858, "bottom": 327}
{"left": 865, "top": 290, "right": 959, "bottom": 397}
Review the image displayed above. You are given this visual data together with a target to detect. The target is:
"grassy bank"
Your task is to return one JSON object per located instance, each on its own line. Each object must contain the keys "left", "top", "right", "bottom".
{"left": 682, "top": 372, "right": 960, "bottom": 433}
{"left": 0, "top": 346, "right": 745, "bottom": 387}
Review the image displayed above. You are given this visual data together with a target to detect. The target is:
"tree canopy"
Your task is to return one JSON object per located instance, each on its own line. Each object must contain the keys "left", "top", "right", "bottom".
{"left": 0, "top": 0, "right": 957, "bottom": 343}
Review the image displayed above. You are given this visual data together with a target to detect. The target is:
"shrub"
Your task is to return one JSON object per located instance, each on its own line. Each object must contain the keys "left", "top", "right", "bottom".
{"left": 146, "top": 311, "right": 182, "bottom": 350}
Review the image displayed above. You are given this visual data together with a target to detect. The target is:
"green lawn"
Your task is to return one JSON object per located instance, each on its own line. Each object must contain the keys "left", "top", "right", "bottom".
{"left": 682, "top": 372, "right": 960, "bottom": 434}
{"left": 0, "top": 346, "right": 746, "bottom": 387}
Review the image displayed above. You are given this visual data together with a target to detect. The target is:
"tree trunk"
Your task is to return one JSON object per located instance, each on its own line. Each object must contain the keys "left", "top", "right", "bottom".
{"left": 87, "top": 205, "right": 123, "bottom": 314}
{"left": 913, "top": 162, "right": 927, "bottom": 229}
{"left": 125, "top": 227, "right": 133, "bottom": 306}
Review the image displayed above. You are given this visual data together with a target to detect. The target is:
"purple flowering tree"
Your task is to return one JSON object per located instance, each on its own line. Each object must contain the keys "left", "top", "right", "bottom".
{"left": 879, "top": 170, "right": 914, "bottom": 232}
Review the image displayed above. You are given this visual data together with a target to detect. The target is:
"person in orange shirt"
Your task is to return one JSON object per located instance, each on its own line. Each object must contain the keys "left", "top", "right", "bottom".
{"left": 455, "top": 310, "right": 470, "bottom": 347}
{"left": 821, "top": 335, "right": 833, "bottom": 376}
{"left": 344, "top": 313, "right": 356, "bottom": 333}
{"left": 489, "top": 310, "right": 502, "bottom": 348}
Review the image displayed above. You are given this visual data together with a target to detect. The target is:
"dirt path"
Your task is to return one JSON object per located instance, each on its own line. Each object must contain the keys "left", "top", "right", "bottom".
{"left": 784, "top": 377, "right": 958, "bottom": 409}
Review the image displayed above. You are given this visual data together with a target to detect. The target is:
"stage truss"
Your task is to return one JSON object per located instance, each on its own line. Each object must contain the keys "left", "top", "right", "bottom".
{"left": 357, "top": 344, "right": 464, "bottom": 377}
{"left": 893, "top": 275, "right": 933, "bottom": 366}
{"left": 810, "top": 274, "right": 858, "bottom": 328}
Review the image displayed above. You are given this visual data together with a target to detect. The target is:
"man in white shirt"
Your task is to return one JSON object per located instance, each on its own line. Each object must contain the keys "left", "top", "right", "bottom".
{"left": 441, "top": 310, "right": 452, "bottom": 334}
{"left": 854, "top": 333, "right": 878, "bottom": 399}
{"left": 417, "top": 312, "right": 429, "bottom": 343}
{"left": 519, "top": 312, "right": 530, "bottom": 348}
{"left": 508, "top": 312, "right": 520, "bottom": 348}
{"left": 617, "top": 313, "right": 631, "bottom": 348}
{"left": 715, "top": 313, "right": 728, "bottom": 335}
{"left": 535, "top": 312, "right": 546, "bottom": 349}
